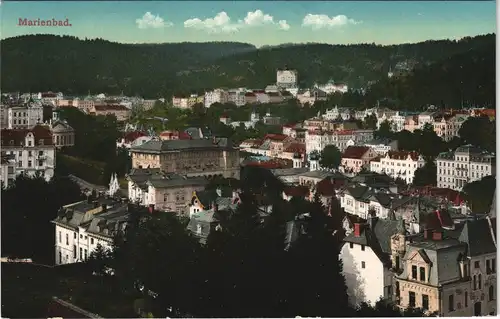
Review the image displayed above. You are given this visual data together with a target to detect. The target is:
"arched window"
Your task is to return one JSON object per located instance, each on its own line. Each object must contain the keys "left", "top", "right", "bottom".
{"left": 473, "top": 275, "right": 477, "bottom": 290}
{"left": 478, "top": 274, "right": 482, "bottom": 289}
{"left": 489, "top": 285, "right": 494, "bottom": 301}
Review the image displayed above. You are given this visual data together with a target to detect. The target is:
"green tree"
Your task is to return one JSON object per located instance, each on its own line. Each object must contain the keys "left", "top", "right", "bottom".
{"left": 413, "top": 160, "right": 437, "bottom": 186}
{"left": 462, "top": 176, "right": 496, "bottom": 213}
{"left": 319, "top": 145, "right": 342, "bottom": 170}
{"left": 363, "top": 114, "right": 378, "bottom": 130}
{"left": 375, "top": 120, "right": 393, "bottom": 139}
{"left": 458, "top": 116, "right": 496, "bottom": 152}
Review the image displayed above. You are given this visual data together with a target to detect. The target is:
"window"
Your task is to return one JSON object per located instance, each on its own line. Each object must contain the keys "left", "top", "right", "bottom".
{"left": 28, "top": 160, "right": 32, "bottom": 167}
{"left": 58, "top": 251, "right": 62, "bottom": 264}
{"left": 448, "top": 294, "right": 455, "bottom": 312}
{"left": 487, "top": 260, "right": 491, "bottom": 274}
{"left": 361, "top": 245, "right": 365, "bottom": 251}
{"left": 478, "top": 274, "right": 482, "bottom": 289}
{"left": 489, "top": 285, "right": 494, "bottom": 301}
{"left": 409, "top": 291, "right": 416, "bottom": 308}
{"left": 84, "top": 249, "right": 87, "bottom": 260}
{"left": 361, "top": 261, "right": 366, "bottom": 269}
{"left": 38, "top": 160, "right": 43, "bottom": 166}
{"left": 59, "top": 231, "right": 61, "bottom": 243}
{"left": 422, "top": 294, "right": 429, "bottom": 310}
{"left": 91, "top": 238, "right": 94, "bottom": 245}
{"left": 464, "top": 291, "right": 468, "bottom": 307}
{"left": 349, "top": 243, "right": 353, "bottom": 249}
{"left": 411, "top": 265, "right": 418, "bottom": 279}
{"left": 419, "top": 267, "right": 426, "bottom": 281}
{"left": 80, "top": 248, "right": 83, "bottom": 260}
{"left": 197, "top": 224, "right": 202, "bottom": 235}
{"left": 475, "top": 261, "right": 480, "bottom": 268}
{"left": 66, "top": 233, "right": 69, "bottom": 245}
{"left": 73, "top": 245, "right": 77, "bottom": 259}
{"left": 473, "top": 275, "right": 477, "bottom": 290}
{"left": 74, "top": 232, "right": 76, "bottom": 239}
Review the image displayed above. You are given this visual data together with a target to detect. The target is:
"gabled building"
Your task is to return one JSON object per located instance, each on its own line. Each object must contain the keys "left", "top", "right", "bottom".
{"left": 341, "top": 215, "right": 404, "bottom": 306}
{"left": 370, "top": 151, "right": 425, "bottom": 185}
{"left": 393, "top": 217, "right": 497, "bottom": 316}
{"left": 341, "top": 146, "right": 378, "bottom": 174}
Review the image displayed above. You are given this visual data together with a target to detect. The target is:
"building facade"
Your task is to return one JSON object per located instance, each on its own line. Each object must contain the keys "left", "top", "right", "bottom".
{"left": 130, "top": 138, "right": 240, "bottom": 179}
{"left": 370, "top": 151, "right": 425, "bottom": 185}
{"left": 0, "top": 125, "right": 56, "bottom": 181}
{"left": 436, "top": 145, "right": 495, "bottom": 190}
{"left": 7, "top": 101, "right": 44, "bottom": 129}
{"left": 276, "top": 69, "right": 298, "bottom": 88}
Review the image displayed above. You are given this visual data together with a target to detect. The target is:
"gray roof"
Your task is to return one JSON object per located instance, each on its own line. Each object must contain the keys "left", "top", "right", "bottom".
{"left": 130, "top": 137, "right": 235, "bottom": 153}
{"left": 52, "top": 197, "right": 129, "bottom": 239}
{"left": 299, "top": 170, "right": 343, "bottom": 180}
{"left": 51, "top": 121, "right": 74, "bottom": 133}
{"left": 270, "top": 167, "right": 309, "bottom": 177}
{"left": 456, "top": 218, "right": 497, "bottom": 257}
{"left": 127, "top": 168, "right": 209, "bottom": 190}
{"left": 343, "top": 217, "right": 402, "bottom": 265}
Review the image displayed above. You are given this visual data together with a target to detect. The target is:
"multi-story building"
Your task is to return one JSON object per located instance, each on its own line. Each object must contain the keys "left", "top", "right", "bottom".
{"left": 417, "top": 111, "right": 436, "bottom": 129}
{"left": 7, "top": 100, "right": 44, "bottom": 129}
{"left": 305, "top": 129, "right": 374, "bottom": 154}
{"left": 0, "top": 153, "right": 16, "bottom": 188}
{"left": 37, "top": 91, "right": 63, "bottom": 105}
{"left": 48, "top": 111, "right": 75, "bottom": 148}
{"left": 370, "top": 151, "right": 425, "bottom": 185}
{"left": 296, "top": 88, "right": 328, "bottom": 106}
{"left": 315, "top": 80, "right": 349, "bottom": 94}
{"left": 341, "top": 216, "right": 403, "bottom": 306}
{"left": 433, "top": 114, "right": 469, "bottom": 142}
{"left": 127, "top": 168, "right": 209, "bottom": 215}
{"left": 341, "top": 146, "right": 378, "bottom": 174}
{"left": 172, "top": 94, "right": 204, "bottom": 109}
{"left": 130, "top": 138, "right": 240, "bottom": 179}
{"left": 0, "top": 125, "right": 56, "bottom": 181}
{"left": 404, "top": 116, "right": 419, "bottom": 132}
{"left": 89, "top": 104, "right": 131, "bottom": 122}
{"left": 323, "top": 106, "right": 353, "bottom": 121}
{"left": 228, "top": 90, "right": 246, "bottom": 107}
{"left": 363, "top": 138, "right": 399, "bottom": 155}
{"left": 276, "top": 69, "right": 298, "bottom": 89}
{"left": 436, "top": 145, "right": 495, "bottom": 190}
{"left": 52, "top": 196, "right": 129, "bottom": 265}
{"left": 204, "top": 89, "right": 228, "bottom": 108}
{"left": 393, "top": 217, "right": 497, "bottom": 316}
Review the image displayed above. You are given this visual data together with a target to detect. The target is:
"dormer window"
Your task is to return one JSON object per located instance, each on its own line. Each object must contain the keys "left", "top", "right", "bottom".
{"left": 9, "top": 140, "right": 13, "bottom": 145}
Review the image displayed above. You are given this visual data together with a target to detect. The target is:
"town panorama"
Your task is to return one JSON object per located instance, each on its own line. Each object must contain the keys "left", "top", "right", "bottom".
{"left": 0, "top": 1, "right": 497, "bottom": 318}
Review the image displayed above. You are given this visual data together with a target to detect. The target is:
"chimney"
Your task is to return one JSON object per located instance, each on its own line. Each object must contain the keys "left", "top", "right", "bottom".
{"left": 148, "top": 204, "right": 155, "bottom": 214}
{"left": 432, "top": 230, "right": 443, "bottom": 241}
{"left": 353, "top": 223, "right": 363, "bottom": 237}
{"left": 93, "top": 201, "right": 99, "bottom": 208}
{"left": 424, "top": 229, "right": 430, "bottom": 239}
{"left": 101, "top": 204, "right": 107, "bottom": 212}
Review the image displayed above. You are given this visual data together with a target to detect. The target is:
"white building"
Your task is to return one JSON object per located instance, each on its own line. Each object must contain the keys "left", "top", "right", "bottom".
{"left": 227, "top": 90, "right": 246, "bottom": 107}
{"left": 7, "top": 100, "right": 44, "bottom": 129}
{"left": 323, "top": 106, "right": 353, "bottom": 121}
{"left": 305, "top": 129, "right": 374, "bottom": 155}
{"left": 37, "top": 91, "right": 64, "bottom": 105}
{"left": 338, "top": 185, "right": 395, "bottom": 219}
{"left": 204, "top": 89, "right": 229, "bottom": 108}
{"left": 363, "top": 139, "right": 398, "bottom": 155}
{"left": 276, "top": 69, "right": 298, "bottom": 89}
{"left": 341, "top": 217, "right": 403, "bottom": 306}
{"left": 436, "top": 145, "right": 495, "bottom": 191}
{"left": 369, "top": 151, "right": 425, "bottom": 185}
{"left": 0, "top": 154, "right": 16, "bottom": 188}
{"left": 1, "top": 125, "right": 56, "bottom": 181}
{"left": 52, "top": 196, "right": 129, "bottom": 265}
{"left": 315, "top": 80, "right": 349, "bottom": 94}
{"left": 417, "top": 111, "right": 436, "bottom": 129}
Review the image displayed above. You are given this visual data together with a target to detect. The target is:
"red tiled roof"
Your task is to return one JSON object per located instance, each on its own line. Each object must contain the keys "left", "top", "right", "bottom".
{"left": 178, "top": 132, "right": 192, "bottom": 140}
{"left": 342, "top": 146, "right": 370, "bottom": 159}
{"left": 244, "top": 93, "right": 256, "bottom": 97}
{"left": 386, "top": 151, "right": 420, "bottom": 161}
{"left": 264, "top": 134, "right": 288, "bottom": 142}
{"left": 41, "top": 92, "right": 57, "bottom": 98}
{"left": 1, "top": 125, "right": 53, "bottom": 146}
{"left": 479, "top": 109, "right": 496, "bottom": 117}
{"left": 246, "top": 161, "right": 283, "bottom": 169}
{"left": 220, "top": 113, "right": 229, "bottom": 118}
{"left": 253, "top": 90, "right": 265, "bottom": 94}
{"left": 284, "top": 142, "right": 306, "bottom": 154}
{"left": 122, "top": 131, "right": 147, "bottom": 143}
{"left": 284, "top": 186, "right": 310, "bottom": 197}
{"left": 425, "top": 209, "right": 453, "bottom": 230}
{"left": 336, "top": 130, "right": 354, "bottom": 135}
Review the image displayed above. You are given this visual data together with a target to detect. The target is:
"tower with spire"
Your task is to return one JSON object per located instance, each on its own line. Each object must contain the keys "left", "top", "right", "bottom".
{"left": 108, "top": 173, "right": 120, "bottom": 197}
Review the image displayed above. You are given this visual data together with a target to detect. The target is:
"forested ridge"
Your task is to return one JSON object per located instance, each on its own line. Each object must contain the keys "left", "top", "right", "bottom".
{"left": 1, "top": 34, "right": 494, "bottom": 99}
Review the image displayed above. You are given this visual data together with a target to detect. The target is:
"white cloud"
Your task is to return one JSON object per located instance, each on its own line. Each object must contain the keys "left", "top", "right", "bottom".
{"left": 184, "top": 10, "right": 290, "bottom": 33}
{"left": 278, "top": 20, "right": 290, "bottom": 31}
{"left": 136, "top": 12, "right": 173, "bottom": 29}
{"left": 242, "top": 10, "right": 274, "bottom": 26}
{"left": 302, "top": 14, "right": 361, "bottom": 30}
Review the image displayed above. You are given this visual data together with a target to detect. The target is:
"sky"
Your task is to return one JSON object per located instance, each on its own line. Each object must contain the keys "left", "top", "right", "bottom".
{"left": 0, "top": 1, "right": 496, "bottom": 47}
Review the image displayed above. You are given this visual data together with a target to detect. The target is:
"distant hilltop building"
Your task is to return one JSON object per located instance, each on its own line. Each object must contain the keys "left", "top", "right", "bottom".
{"left": 276, "top": 69, "right": 298, "bottom": 89}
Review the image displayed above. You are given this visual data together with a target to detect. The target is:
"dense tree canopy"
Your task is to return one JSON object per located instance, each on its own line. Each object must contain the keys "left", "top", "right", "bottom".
{"left": 320, "top": 145, "right": 343, "bottom": 170}
{"left": 461, "top": 176, "right": 496, "bottom": 213}
{"left": 413, "top": 160, "right": 437, "bottom": 187}
{"left": 1, "top": 174, "right": 83, "bottom": 263}
{"left": 1, "top": 34, "right": 494, "bottom": 106}
{"left": 458, "top": 116, "right": 496, "bottom": 152}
